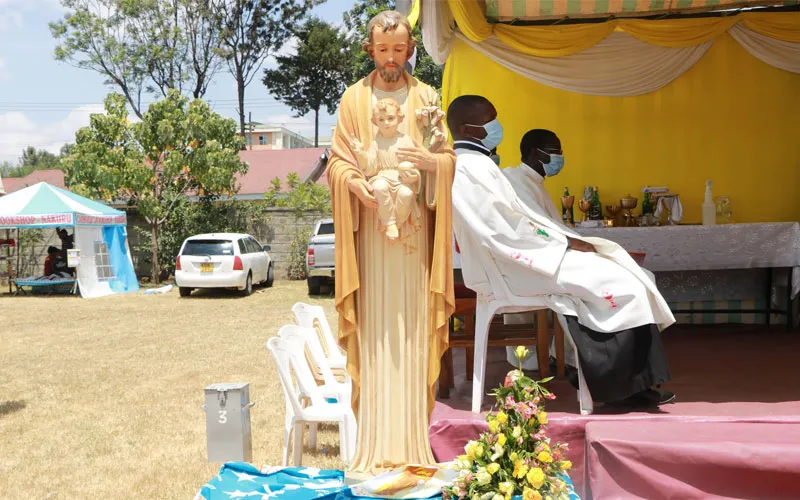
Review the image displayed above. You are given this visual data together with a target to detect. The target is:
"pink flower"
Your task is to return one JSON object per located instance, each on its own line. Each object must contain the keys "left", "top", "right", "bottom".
{"left": 533, "top": 396, "right": 541, "bottom": 404}
{"left": 504, "top": 375, "right": 513, "bottom": 387}
{"left": 505, "top": 395, "right": 516, "bottom": 409}
{"left": 517, "top": 402, "right": 532, "bottom": 419}
{"left": 546, "top": 393, "right": 556, "bottom": 400}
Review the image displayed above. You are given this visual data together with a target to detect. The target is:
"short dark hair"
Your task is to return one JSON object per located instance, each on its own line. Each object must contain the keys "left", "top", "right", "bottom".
{"left": 520, "top": 129, "right": 558, "bottom": 160}
{"left": 47, "top": 246, "right": 59, "bottom": 254}
{"left": 446, "top": 95, "right": 492, "bottom": 137}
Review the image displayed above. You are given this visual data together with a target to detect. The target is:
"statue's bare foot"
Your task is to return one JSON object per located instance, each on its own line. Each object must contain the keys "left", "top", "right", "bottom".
{"left": 386, "top": 223, "right": 399, "bottom": 239}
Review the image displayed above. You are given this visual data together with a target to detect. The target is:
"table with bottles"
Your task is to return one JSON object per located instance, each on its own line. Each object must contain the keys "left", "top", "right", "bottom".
{"left": 574, "top": 222, "right": 800, "bottom": 329}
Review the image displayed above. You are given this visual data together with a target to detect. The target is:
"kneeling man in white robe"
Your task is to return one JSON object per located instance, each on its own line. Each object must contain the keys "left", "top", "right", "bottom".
{"left": 447, "top": 95, "right": 676, "bottom": 408}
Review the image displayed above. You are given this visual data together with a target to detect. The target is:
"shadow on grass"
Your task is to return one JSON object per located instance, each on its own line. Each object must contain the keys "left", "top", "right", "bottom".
{"left": 0, "top": 400, "right": 26, "bottom": 417}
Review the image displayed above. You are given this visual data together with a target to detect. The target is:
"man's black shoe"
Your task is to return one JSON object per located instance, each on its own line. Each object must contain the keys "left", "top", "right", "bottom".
{"left": 606, "top": 389, "right": 676, "bottom": 409}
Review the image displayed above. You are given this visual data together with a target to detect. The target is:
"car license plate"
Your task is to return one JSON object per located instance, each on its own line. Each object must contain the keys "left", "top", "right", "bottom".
{"left": 200, "top": 263, "right": 213, "bottom": 273}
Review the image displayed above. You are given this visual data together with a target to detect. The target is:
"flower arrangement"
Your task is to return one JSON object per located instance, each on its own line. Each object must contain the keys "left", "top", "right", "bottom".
{"left": 443, "top": 347, "right": 575, "bottom": 500}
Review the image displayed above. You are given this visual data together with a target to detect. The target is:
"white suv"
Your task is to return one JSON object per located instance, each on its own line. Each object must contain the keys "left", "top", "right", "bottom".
{"left": 175, "top": 233, "right": 273, "bottom": 297}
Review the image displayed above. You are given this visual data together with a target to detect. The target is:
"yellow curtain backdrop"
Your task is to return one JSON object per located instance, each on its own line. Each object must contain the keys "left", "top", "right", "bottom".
{"left": 442, "top": 34, "right": 800, "bottom": 223}
{"left": 446, "top": 0, "right": 800, "bottom": 55}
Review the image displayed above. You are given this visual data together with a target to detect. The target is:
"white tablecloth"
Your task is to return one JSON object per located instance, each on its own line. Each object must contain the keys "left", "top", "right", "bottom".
{"left": 576, "top": 222, "right": 800, "bottom": 299}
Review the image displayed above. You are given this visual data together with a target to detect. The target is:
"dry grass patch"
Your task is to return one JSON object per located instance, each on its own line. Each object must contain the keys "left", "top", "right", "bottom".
{"left": 0, "top": 281, "right": 343, "bottom": 499}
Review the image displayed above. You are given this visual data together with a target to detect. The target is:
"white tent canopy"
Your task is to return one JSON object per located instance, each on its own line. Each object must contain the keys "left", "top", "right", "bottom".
{"left": 0, "top": 182, "right": 139, "bottom": 298}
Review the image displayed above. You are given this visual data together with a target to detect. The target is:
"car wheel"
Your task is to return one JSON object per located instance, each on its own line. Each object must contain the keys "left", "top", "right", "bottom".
{"left": 241, "top": 272, "right": 253, "bottom": 296}
{"left": 265, "top": 264, "right": 274, "bottom": 287}
{"left": 307, "top": 277, "right": 321, "bottom": 296}
{"left": 179, "top": 287, "right": 192, "bottom": 297}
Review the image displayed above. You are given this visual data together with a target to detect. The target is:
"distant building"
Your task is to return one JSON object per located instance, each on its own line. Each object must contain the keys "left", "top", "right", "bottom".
{"left": 243, "top": 124, "right": 314, "bottom": 150}
{"left": 1, "top": 169, "right": 66, "bottom": 194}
{"left": 232, "top": 148, "right": 329, "bottom": 200}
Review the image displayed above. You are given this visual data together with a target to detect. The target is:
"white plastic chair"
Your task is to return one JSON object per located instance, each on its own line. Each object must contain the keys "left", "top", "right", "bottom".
{"left": 266, "top": 336, "right": 357, "bottom": 467}
{"left": 467, "top": 253, "right": 593, "bottom": 415}
{"left": 291, "top": 302, "right": 347, "bottom": 371}
{"left": 278, "top": 324, "right": 352, "bottom": 450}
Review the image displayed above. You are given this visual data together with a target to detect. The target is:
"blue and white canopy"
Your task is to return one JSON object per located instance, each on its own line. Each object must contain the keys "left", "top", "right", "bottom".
{"left": 0, "top": 182, "right": 126, "bottom": 229}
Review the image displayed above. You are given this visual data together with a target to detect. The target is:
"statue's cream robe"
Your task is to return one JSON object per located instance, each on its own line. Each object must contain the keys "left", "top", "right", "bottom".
{"left": 327, "top": 72, "right": 455, "bottom": 474}
{"left": 452, "top": 149, "right": 675, "bottom": 335}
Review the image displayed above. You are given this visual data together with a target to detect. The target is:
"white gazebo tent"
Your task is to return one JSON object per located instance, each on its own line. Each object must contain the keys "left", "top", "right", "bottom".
{"left": 0, "top": 182, "right": 139, "bottom": 298}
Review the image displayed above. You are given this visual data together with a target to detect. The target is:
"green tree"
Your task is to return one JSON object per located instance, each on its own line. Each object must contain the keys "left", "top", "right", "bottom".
{"left": 263, "top": 17, "right": 350, "bottom": 147}
{"left": 263, "top": 172, "right": 331, "bottom": 218}
{"left": 211, "top": 0, "right": 319, "bottom": 139}
{"left": 343, "top": 0, "right": 443, "bottom": 90}
{"left": 0, "top": 146, "right": 67, "bottom": 178}
{"left": 262, "top": 172, "right": 330, "bottom": 279}
{"left": 50, "top": 0, "right": 222, "bottom": 118}
{"left": 135, "top": 196, "right": 247, "bottom": 276}
{"left": 63, "top": 90, "right": 247, "bottom": 283}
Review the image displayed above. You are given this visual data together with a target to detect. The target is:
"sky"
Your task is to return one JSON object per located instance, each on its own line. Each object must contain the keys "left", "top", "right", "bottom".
{"left": 0, "top": 0, "right": 358, "bottom": 164}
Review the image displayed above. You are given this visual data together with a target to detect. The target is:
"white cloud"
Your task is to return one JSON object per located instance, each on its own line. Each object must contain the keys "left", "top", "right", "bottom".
{"left": 0, "top": 0, "right": 65, "bottom": 32}
{"left": 0, "top": 104, "right": 107, "bottom": 164}
{"left": 0, "top": 7, "right": 23, "bottom": 32}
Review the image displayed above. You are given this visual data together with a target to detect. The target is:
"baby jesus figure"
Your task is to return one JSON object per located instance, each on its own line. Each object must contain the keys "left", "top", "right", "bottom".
{"left": 352, "top": 98, "right": 422, "bottom": 241}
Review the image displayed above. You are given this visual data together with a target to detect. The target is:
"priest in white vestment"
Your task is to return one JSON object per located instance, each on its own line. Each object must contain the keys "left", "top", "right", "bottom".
{"left": 502, "top": 129, "right": 662, "bottom": 374}
{"left": 447, "top": 95, "right": 676, "bottom": 407}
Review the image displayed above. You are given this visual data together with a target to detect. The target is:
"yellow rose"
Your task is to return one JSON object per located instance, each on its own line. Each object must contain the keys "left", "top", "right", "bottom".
{"left": 496, "top": 411, "right": 508, "bottom": 424}
{"left": 492, "top": 495, "right": 504, "bottom": 500}
{"left": 487, "top": 462, "right": 500, "bottom": 474}
{"left": 526, "top": 467, "right": 545, "bottom": 488}
{"left": 456, "top": 454, "right": 473, "bottom": 469}
{"left": 476, "top": 469, "right": 492, "bottom": 485}
{"left": 513, "top": 460, "right": 529, "bottom": 479}
{"left": 489, "top": 420, "right": 500, "bottom": 434}
{"left": 559, "top": 460, "right": 572, "bottom": 470}
{"left": 523, "top": 488, "right": 543, "bottom": 500}
{"left": 537, "top": 451, "right": 553, "bottom": 463}
{"left": 512, "top": 425, "right": 522, "bottom": 438}
{"left": 509, "top": 452, "right": 518, "bottom": 462}
{"left": 538, "top": 411, "right": 548, "bottom": 424}
{"left": 499, "top": 481, "right": 515, "bottom": 495}
{"left": 497, "top": 433, "right": 507, "bottom": 447}
{"left": 466, "top": 441, "right": 485, "bottom": 460}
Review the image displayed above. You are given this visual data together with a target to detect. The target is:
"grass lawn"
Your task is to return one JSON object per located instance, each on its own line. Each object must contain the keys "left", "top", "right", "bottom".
{"left": 0, "top": 280, "right": 343, "bottom": 499}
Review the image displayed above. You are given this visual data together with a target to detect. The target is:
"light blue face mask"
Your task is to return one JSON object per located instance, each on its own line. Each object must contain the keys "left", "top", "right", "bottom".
{"left": 466, "top": 119, "right": 504, "bottom": 151}
{"left": 539, "top": 149, "right": 565, "bottom": 177}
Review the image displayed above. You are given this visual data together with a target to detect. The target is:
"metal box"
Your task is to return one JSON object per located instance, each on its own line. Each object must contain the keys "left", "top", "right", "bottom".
{"left": 202, "top": 382, "right": 254, "bottom": 463}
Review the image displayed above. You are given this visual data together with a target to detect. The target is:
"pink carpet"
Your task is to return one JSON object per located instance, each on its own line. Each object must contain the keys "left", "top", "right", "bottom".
{"left": 430, "top": 325, "right": 800, "bottom": 498}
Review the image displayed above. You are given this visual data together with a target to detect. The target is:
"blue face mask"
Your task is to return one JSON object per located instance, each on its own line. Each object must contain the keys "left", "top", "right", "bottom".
{"left": 539, "top": 149, "right": 565, "bottom": 177}
{"left": 467, "top": 119, "right": 504, "bottom": 151}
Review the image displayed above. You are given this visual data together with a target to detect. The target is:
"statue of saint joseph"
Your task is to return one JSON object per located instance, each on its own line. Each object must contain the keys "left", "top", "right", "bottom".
{"left": 326, "top": 10, "right": 455, "bottom": 474}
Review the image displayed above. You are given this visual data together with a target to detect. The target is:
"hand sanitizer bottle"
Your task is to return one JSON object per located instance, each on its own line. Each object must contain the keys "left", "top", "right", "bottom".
{"left": 702, "top": 180, "right": 716, "bottom": 226}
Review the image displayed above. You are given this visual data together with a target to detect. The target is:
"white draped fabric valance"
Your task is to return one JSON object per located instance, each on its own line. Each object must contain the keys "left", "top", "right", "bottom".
{"left": 728, "top": 24, "right": 800, "bottom": 74}
{"left": 455, "top": 31, "right": 713, "bottom": 97}
{"left": 421, "top": 3, "right": 800, "bottom": 96}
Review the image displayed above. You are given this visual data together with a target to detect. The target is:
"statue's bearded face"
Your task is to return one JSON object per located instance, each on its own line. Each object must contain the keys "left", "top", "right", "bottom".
{"left": 370, "top": 26, "right": 411, "bottom": 84}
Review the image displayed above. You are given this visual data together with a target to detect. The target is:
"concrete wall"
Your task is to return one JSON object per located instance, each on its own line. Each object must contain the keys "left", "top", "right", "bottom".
{"left": 0, "top": 207, "right": 326, "bottom": 286}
